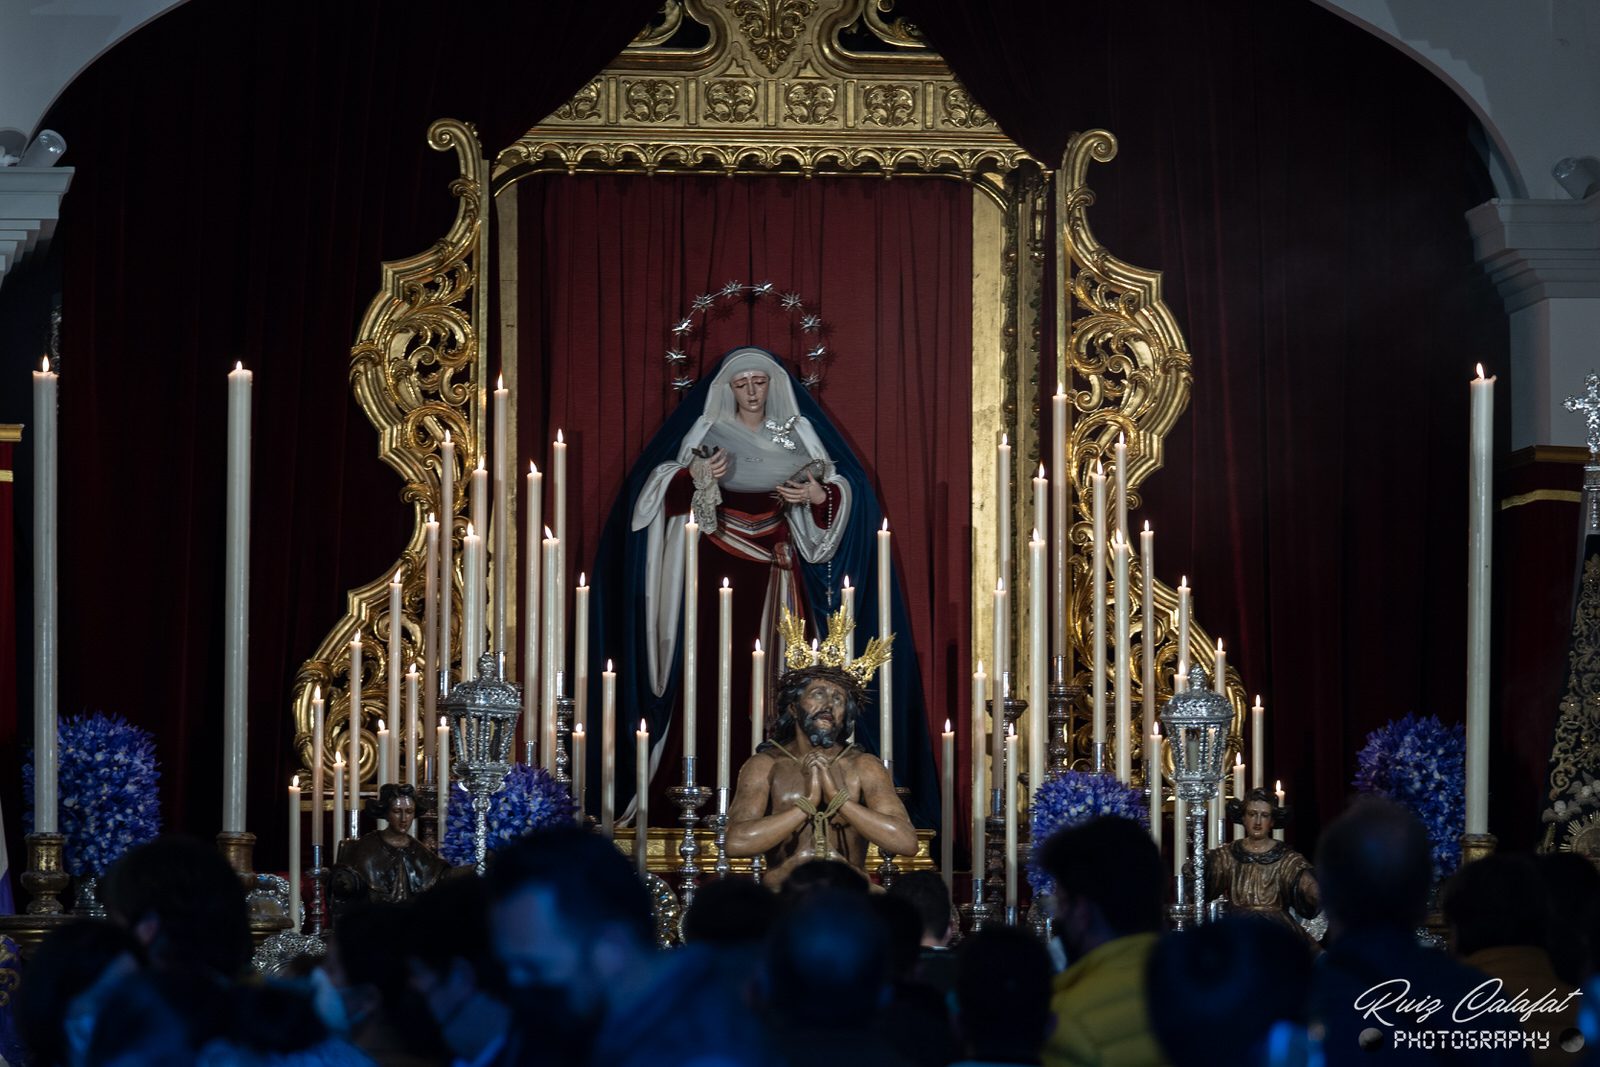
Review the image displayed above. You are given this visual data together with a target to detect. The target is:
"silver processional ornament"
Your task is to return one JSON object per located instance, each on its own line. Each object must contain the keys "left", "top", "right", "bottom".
{"left": 441, "top": 651, "right": 523, "bottom": 875}
{"left": 663, "top": 282, "right": 836, "bottom": 394}
{"left": 1158, "top": 664, "right": 1232, "bottom": 928}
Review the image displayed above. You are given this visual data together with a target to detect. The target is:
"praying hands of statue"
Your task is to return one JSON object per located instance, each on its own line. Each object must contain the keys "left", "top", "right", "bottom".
{"left": 775, "top": 470, "right": 826, "bottom": 507}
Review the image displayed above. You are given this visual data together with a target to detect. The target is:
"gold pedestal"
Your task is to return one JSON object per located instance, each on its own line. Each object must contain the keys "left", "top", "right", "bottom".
{"left": 216, "top": 830, "right": 293, "bottom": 944}
{"left": 20, "top": 832, "right": 69, "bottom": 915}
{"left": 1459, "top": 832, "right": 1497, "bottom": 866}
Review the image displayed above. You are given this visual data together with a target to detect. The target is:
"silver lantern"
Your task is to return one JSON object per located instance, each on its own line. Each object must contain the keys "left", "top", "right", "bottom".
{"left": 441, "top": 651, "right": 522, "bottom": 874}
{"left": 1158, "top": 663, "right": 1232, "bottom": 926}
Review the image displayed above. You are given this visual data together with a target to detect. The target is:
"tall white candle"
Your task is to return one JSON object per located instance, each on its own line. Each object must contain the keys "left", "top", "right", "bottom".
{"left": 405, "top": 665, "right": 419, "bottom": 789}
{"left": 602, "top": 662, "right": 617, "bottom": 838}
{"left": 1004, "top": 725, "right": 1019, "bottom": 912}
{"left": 1176, "top": 576, "right": 1191, "bottom": 680}
{"left": 553, "top": 430, "right": 568, "bottom": 699}
{"left": 423, "top": 515, "right": 440, "bottom": 757}
{"left": 941, "top": 721, "right": 954, "bottom": 888}
{"left": 462, "top": 523, "right": 482, "bottom": 679}
{"left": 1233, "top": 757, "right": 1246, "bottom": 841}
{"left": 1148, "top": 724, "right": 1162, "bottom": 848}
{"left": 636, "top": 719, "right": 650, "bottom": 876}
{"left": 717, "top": 578, "right": 733, "bottom": 794}
{"left": 1213, "top": 640, "right": 1227, "bottom": 695}
{"left": 541, "top": 531, "right": 558, "bottom": 771}
{"left": 1114, "top": 433, "right": 1129, "bottom": 541}
{"left": 572, "top": 724, "right": 587, "bottom": 822}
{"left": 32, "top": 357, "right": 58, "bottom": 834}
{"left": 1140, "top": 523, "right": 1156, "bottom": 755}
{"left": 437, "top": 717, "right": 451, "bottom": 833}
{"left": 751, "top": 640, "right": 766, "bottom": 752}
{"left": 440, "top": 432, "right": 454, "bottom": 694}
{"left": 288, "top": 776, "right": 301, "bottom": 931}
{"left": 1273, "top": 780, "right": 1286, "bottom": 842}
{"left": 1208, "top": 785, "right": 1223, "bottom": 852}
{"left": 877, "top": 521, "right": 893, "bottom": 769}
{"left": 1051, "top": 388, "right": 1069, "bottom": 662}
{"left": 997, "top": 433, "right": 1012, "bottom": 590}
{"left": 840, "top": 577, "right": 855, "bottom": 665}
{"left": 470, "top": 460, "right": 487, "bottom": 579}
{"left": 388, "top": 569, "right": 402, "bottom": 774}
{"left": 971, "top": 661, "right": 988, "bottom": 880}
{"left": 1028, "top": 533, "right": 1047, "bottom": 799}
{"left": 492, "top": 376, "right": 509, "bottom": 655}
{"left": 1113, "top": 531, "right": 1132, "bottom": 783}
{"left": 991, "top": 579, "right": 1008, "bottom": 787}
{"left": 348, "top": 632, "right": 362, "bottom": 836}
{"left": 682, "top": 520, "right": 700, "bottom": 762}
{"left": 523, "top": 463, "right": 542, "bottom": 763}
{"left": 331, "top": 755, "right": 346, "bottom": 861}
{"left": 1173, "top": 795, "right": 1185, "bottom": 878}
{"left": 1032, "top": 466, "right": 1047, "bottom": 557}
{"left": 223, "top": 361, "right": 252, "bottom": 835}
{"left": 1091, "top": 463, "right": 1107, "bottom": 753}
{"left": 311, "top": 685, "right": 325, "bottom": 852}
{"left": 1466, "top": 365, "right": 1495, "bottom": 836}
{"left": 377, "top": 719, "right": 392, "bottom": 789}
{"left": 1251, "top": 696, "right": 1265, "bottom": 790}
{"left": 575, "top": 574, "right": 591, "bottom": 748}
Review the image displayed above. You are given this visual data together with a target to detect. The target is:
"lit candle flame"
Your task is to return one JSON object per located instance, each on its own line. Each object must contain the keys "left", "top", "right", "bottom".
{"left": 1144, "top": 520, "right": 1151, "bottom": 533}
{"left": 40, "top": 356, "right": 49, "bottom": 373}
{"left": 530, "top": 461, "right": 538, "bottom": 475}
{"left": 235, "top": 360, "right": 243, "bottom": 371}
{"left": 1001, "top": 432, "right": 1009, "bottom": 446}
{"left": 465, "top": 522, "right": 475, "bottom": 536}
{"left": 842, "top": 576, "right": 851, "bottom": 589}
{"left": 606, "top": 658, "right": 614, "bottom": 672}
{"left": 579, "top": 572, "right": 587, "bottom": 587}
{"left": 754, "top": 639, "right": 762, "bottom": 653}
{"left": 313, "top": 684, "right": 322, "bottom": 702}
{"left": 544, "top": 525, "right": 554, "bottom": 539}
{"left": 556, "top": 429, "right": 565, "bottom": 444}
{"left": 944, "top": 719, "right": 953, "bottom": 733}
{"left": 292, "top": 774, "right": 300, "bottom": 788}
{"left": 881, "top": 519, "right": 889, "bottom": 532}
{"left": 497, "top": 372, "right": 505, "bottom": 390}
{"left": 996, "top": 578, "right": 1005, "bottom": 593}
{"left": 427, "top": 511, "right": 436, "bottom": 524}
{"left": 640, "top": 719, "right": 648, "bottom": 732}
{"left": 444, "top": 430, "right": 452, "bottom": 444}
{"left": 1038, "top": 463, "right": 1046, "bottom": 478}
{"left": 1476, "top": 363, "right": 1485, "bottom": 380}
{"left": 1094, "top": 460, "right": 1104, "bottom": 477}
{"left": 393, "top": 569, "right": 402, "bottom": 584}
{"left": 377, "top": 719, "right": 386, "bottom": 731}
{"left": 722, "top": 577, "right": 729, "bottom": 588}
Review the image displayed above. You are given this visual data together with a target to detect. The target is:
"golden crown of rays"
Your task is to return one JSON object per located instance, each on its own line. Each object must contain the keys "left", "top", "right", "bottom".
{"left": 778, "top": 606, "right": 893, "bottom": 685}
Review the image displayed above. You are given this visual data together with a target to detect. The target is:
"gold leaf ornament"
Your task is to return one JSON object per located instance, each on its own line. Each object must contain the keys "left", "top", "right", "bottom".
{"left": 779, "top": 606, "right": 892, "bottom": 686}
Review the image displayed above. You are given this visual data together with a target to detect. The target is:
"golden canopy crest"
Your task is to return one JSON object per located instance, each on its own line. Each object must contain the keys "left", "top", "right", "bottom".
{"left": 779, "top": 606, "right": 892, "bottom": 684}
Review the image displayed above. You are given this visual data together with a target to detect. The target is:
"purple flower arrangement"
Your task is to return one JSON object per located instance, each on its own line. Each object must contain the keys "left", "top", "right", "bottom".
{"left": 1027, "top": 771, "right": 1148, "bottom": 897}
{"left": 23, "top": 712, "right": 162, "bottom": 876}
{"left": 1353, "top": 714, "right": 1465, "bottom": 880}
{"left": 439, "top": 764, "right": 576, "bottom": 867}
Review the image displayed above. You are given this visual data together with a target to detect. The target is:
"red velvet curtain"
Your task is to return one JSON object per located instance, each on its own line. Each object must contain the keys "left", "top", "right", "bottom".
{"left": 511, "top": 174, "right": 974, "bottom": 823}
{"left": 911, "top": 0, "right": 1510, "bottom": 840}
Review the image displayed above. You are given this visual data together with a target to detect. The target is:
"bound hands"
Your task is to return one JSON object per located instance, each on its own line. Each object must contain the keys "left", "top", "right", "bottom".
{"left": 775, "top": 470, "right": 826, "bottom": 507}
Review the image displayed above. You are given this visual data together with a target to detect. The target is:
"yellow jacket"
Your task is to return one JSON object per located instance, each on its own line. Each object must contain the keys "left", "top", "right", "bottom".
{"left": 1042, "top": 931, "right": 1170, "bottom": 1067}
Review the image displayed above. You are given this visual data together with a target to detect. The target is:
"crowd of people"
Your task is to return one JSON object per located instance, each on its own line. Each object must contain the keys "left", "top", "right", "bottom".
{"left": 12, "top": 798, "right": 1600, "bottom": 1067}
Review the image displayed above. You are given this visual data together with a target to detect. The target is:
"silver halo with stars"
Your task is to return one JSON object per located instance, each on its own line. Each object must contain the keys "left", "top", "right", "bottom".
{"left": 664, "top": 280, "right": 832, "bottom": 394}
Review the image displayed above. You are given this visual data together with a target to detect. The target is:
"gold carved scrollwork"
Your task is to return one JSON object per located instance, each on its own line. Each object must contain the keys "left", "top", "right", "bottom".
{"left": 1539, "top": 554, "right": 1600, "bottom": 860}
{"left": 861, "top": 83, "right": 915, "bottom": 127}
{"left": 863, "top": 0, "right": 922, "bottom": 47}
{"left": 623, "top": 79, "right": 681, "bottom": 123}
{"left": 732, "top": 0, "right": 819, "bottom": 71}
{"left": 706, "top": 79, "right": 760, "bottom": 122}
{"left": 553, "top": 80, "right": 603, "bottom": 123}
{"left": 293, "top": 119, "right": 485, "bottom": 788}
{"left": 784, "top": 82, "right": 838, "bottom": 124}
{"left": 943, "top": 87, "right": 992, "bottom": 129}
{"left": 1058, "top": 131, "right": 1246, "bottom": 748}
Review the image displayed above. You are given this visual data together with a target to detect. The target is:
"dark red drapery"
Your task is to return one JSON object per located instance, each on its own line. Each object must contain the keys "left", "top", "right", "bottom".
{"left": 511, "top": 174, "right": 973, "bottom": 825}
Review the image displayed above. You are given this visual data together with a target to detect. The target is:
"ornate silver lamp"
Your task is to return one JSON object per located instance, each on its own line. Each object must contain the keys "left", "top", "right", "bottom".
{"left": 1159, "top": 664, "right": 1231, "bottom": 927}
{"left": 441, "top": 651, "right": 522, "bottom": 874}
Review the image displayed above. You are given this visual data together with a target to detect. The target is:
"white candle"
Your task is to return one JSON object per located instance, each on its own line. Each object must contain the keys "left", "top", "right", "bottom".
{"left": 1213, "top": 640, "right": 1227, "bottom": 695}
{"left": 377, "top": 719, "right": 392, "bottom": 790}
{"left": 1113, "top": 531, "right": 1132, "bottom": 783}
{"left": 1466, "top": 365, "right": 1495, "bottom": 836}
{"left": 1233, "top": 757, "right": 1246, "bottom": 841}
{"left": 405, "top": 666, "right": 419, "bottom": 791}
{"left": 575, "top": 574, "right": 591, "bottom": 757}
{"left": 572, "top": 724, "right": 587, "bottom": 822}
{"left": 942, "top": 720, "right": 955, "bottom": 889}
{"left": 470, "top": 460, "right": 487, "bottom": 581}
{"left": 1176, "top": 576, "right": 1191, "bottom": 680}
{"left": 462, "top": 523, "right": 482, "bottom": 679}
{"left": 1251, "top": 696, "right": 1265, "bottom": 790}
{"left": 602, "top": 661, "right": 617, "bottom": 838}
{"left": 523, "top": 463, "right": 542, "bottom": 763}
{"left": 1173, "top": 796, "right": 1185, "bottom": 878}
{"left": 423, "top": 515, "right": 440, "bottom": 757}
{"left": 840, "top": 577, "right": 855, "bottom": 665}
{"left": 438, "top": 716, "right": 451, "bottom": 832}
{"left": 1148, "top": 725, "right": 1162, "bottom": 848}
{"left": 1140, "top": 523, "right": 1156, "bottom": 754}
{"left": 991, "top": 579, "right": 1008, "bottom": 785}
{"left": 636, "top": 719, "right": 650, "bottom": 876}
{"left": 311, "top": 686, "right": 326, "bottom": 852}
{"left": 1051, "top": 388, "right": 1069, "bottom": 662}
{"left": 1032, "top": 465, "right": 1047, "bottom": 557}
{"left": 541, "top": 532, "right": 558, "bottom": 771}
{"left": 288, "top": 776, "right": 301, "bottom": 931}
{"left": 971, "top": 661, "right": 988, "bottom": 879}
{"left": 1028, "top": 533, "right": 1047, "bottom": 799}
{"left": 682, "top": 520, "right": 700, "bottom": 761}
{"left": 32, "top": 357, "right": 58, "bottom": 834}
{"left": 717, "top": 578, "right": 733, "bottom": 794}
{"left": 493, "top": 376, "right": 510, "bottom": 656}
{"left": 751, "top": 641, "right": 766, "bottom": 753}
{"left": 387, "top": 569, "right": 402, "bottom": 774}
{"left": 1273, "top": 780, "right": 1286, "bottom": 841}
{"left": 997, "top": 433, "right": 1011, "bottom": 588}
{"left": 440, "top": 432, "right": 454, "bottom": 693}
{"left": 1004, "top": 725, "right": 1019, "bottom": 912}
{"left": 331, "top": 755, "right": 346, "bottom": 860}
{"left": 223, "top": 361, "right": 252, "bottom": 835}
{"left": 348, "top": 633, "right": 362, "bottom": 835}
{"left": 1208, "top": 784, "right": 1223, "bottom": 852}
{"left": 877, "top": 521, "right": 893, "bottom": 769}
{"left": 1091, "top": 463, "right": 1107, "bottom": 752}
{"left": 1114, "top": 433, "right": 1129, "bottom": 541}
{"left": 553, "top": 430, "right": 568, "bottom": 700}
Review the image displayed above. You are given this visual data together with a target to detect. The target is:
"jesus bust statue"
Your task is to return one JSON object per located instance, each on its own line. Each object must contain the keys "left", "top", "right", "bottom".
{"left": 723, "top": 660, "right": 916, "bottom": 888}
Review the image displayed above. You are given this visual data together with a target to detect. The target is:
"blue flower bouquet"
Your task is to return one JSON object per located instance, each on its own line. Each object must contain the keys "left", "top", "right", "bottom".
{"left": 439, "top": 764, "right": 576, "bottom": 867}
{"left": 1353, "top": 714, "right": 1466, "bottom": 880}
{"left": 1027, "top": 771, "right": 1147, "bottom": 897}
{"left": 24, "top": 712, "right": 162, "bottom": 876}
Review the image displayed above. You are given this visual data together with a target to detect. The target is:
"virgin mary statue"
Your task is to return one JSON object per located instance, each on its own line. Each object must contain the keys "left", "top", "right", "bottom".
{"left": 585, "top": 347, "right": 936, "bottom": 824}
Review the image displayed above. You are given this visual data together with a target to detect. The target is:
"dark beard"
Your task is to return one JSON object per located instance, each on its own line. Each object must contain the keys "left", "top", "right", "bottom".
{"left": 802, "top": 712, "right": 841, "bottom": 748}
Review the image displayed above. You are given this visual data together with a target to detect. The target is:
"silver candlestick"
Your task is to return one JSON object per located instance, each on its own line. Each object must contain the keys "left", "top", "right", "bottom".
{"left": 1159, "top": 664, "right": 1231, "bottom": 927}
{"left": 667, "top": 756, "right": 711, "bottom": 903}
{"left": 712, "top": 786, "right": 732, "bottom": 876}
{"left": 554, "top": 683, "right": 574, "bottom": 785}
{"left": 441, "top": 652, "right": 523, "bottom": 875}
